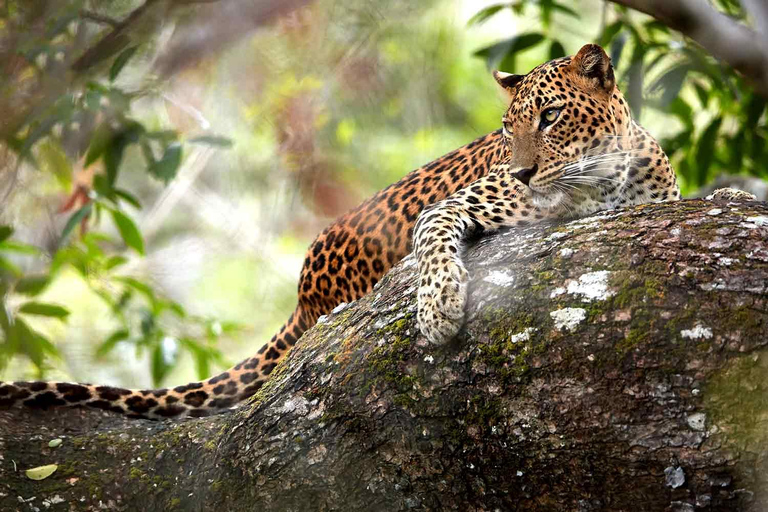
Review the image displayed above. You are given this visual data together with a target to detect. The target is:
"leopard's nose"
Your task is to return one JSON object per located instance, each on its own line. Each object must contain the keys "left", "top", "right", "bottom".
{"left": 512, "top": 164, "right": 538, "bottom": 186}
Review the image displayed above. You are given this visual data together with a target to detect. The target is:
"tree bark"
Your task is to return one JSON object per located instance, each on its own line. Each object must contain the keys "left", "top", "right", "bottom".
{"left": 2, "top": 199, "right": 768, "bottom": 511}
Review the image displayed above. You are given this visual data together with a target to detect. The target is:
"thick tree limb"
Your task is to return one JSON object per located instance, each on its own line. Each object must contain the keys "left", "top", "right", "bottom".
{"left": 2, "top": 199, "right": 768, "bottom": 510}
{"left": 610, "top": 0, "right": 768, "bottom": 96}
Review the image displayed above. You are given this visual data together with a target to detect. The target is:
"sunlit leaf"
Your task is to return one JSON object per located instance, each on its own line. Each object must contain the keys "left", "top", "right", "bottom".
{"left": 109, "top": 46, "right": 138, "bottom": 82}
{"left": 0, "top": 257, "right": 22, "bottom": 278}
{"left": 19, "top": 302, "right": 70, "bottom": 319}
{"left": 15, "top": 274, "right": 50, "bottom": 296}
{"left": 110, "top": 209, "right": 145, "bottom": 255}
{"left": 38, "top": 139, "right": 73, "bottom": 187}
{"left": 0, "top": 240, "right": 42, "bottom": 255}
{"left": 25, "top": 464, "right": 58, "bottom": 481}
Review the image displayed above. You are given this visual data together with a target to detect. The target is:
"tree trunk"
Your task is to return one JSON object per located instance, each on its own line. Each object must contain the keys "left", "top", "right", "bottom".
{"left": 2, "top": 199, "right": 768, "bottom": 511}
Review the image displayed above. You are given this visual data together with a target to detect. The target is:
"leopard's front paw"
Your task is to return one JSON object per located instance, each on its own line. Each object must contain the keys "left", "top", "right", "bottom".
{"left": 707, "top": 187, "right": 757, "bottom": 202}
{"left": 416, "top": 259, "right": 469, "bottom": 345}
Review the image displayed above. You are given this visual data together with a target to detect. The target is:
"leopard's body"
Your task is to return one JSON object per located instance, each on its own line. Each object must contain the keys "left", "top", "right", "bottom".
{"left": 1, "top": 44, "right": 690, "bottom": 418}
{"left": 0, "top": 132, "right": 506, "bottom": 418}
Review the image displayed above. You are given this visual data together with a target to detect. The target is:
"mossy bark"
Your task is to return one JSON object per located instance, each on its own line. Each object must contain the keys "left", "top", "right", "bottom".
{"left": 2, "top": 199, "right": 768, "bottom": 511}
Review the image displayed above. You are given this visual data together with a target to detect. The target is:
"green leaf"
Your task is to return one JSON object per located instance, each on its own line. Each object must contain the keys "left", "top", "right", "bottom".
{"left": 115, "top": 277, "right": 155, "bottom": 302}
{"left": 696, "top": 117, "right": 722, "bottom": 186}
{"left": 188, "top": 135, "right": 233, "bottom": 148}
{"left": 467, "top": 4, "right": 506, "bottom": 26}
{"left": 96, "top": 329, "right": 130, "bottom": 357}
{"left": 145, "top": 130, "right": 178, "bottom": 141}
{"left": 84, "top": 124, "right": 112, "bottom": 168}
{"left": 109, "top": 46, "right": 138, "bottom": 81}
{"left": 150, "top": 341, "right": 174, "bottom": 386}
{"left": 0, "top": 226, "right": 12, "bottom": 244}
{"left": 104, "top": 122, "right": 144, "bottom": 186}
{"left": 61, "top": 204, "right": 93, "bottom": 242}
{"left": 550, "top": 2, "right": 579, "bottom": 19}
{"left": 13, "top": 318, "right": 60, "bottom": 370}
{"left": 0, "top": 240, "right": 42, "bottom": 255}
{"left": 0, "top": 256, "right": 22, "bottom": 278}
{"left": 105, "top": 255, "right": 128, "bottom": 270}
{"left": 149, "top": 143, "right": 182, "bottom": 184}
{"left": 180, "top": 338, "right": 210, "bottom": 380}
{"left": 113, "top": 189, "right": 142, "bottom": 210}
{"left": 499, "top": 33, "right": 545, "bottom": 72}
{"left": 746, "top": 93, "right": 766, "bottom": 128}
{"left": 110, "top": 209, "right": 145, "bottom": 255}
{"left": 25, "top": 464, "right": 58, "bottom": 481}
{"left": 15, "top": 274, "right": 51, "bottom": 296}
{"left": 38, "top": 140, "right": 73, "bottom": 188}
{"left": 650, "top": 64, "right": 691, "bottom": 107}
{"left": 19, "top": 302, "right": 70, "bottom": 319}
{"left": 474, "top": 33, "right": 545, "bottom": 71}
{"left": 549, "top": 41, "right": 565, "bottom": 60}
{"left": 600, "top": 21, "right": 624, "bottom": 47}
{"left": 693, "top": 82, "right": 710, "bottom": 109}
{"left": 627, "top": 62, "right": 643, "bottom": 120}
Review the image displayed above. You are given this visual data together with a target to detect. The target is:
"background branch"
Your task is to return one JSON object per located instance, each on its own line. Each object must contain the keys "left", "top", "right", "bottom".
{"left": 610, "top": 0, "right": 768, "bottom": 96}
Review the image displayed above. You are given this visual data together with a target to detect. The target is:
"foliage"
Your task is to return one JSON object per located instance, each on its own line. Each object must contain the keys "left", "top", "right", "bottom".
{"left": 470, "top": 0, "right": 768, "bottom": 193}
{"left": 0, "top": 1, "right": 238, "bottom": 383}
{"left": 1, "top": 0, "right": 765, "bottom": 384}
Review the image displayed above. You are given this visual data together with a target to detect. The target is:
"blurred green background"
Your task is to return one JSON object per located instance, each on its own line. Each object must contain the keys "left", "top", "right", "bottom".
{"left": 1, "top": 0, "right": 765, "bottom": 387}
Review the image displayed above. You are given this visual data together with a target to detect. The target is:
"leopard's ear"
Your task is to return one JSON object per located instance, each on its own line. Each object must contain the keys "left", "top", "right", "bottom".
{"left": 493, "top": 70, "right": 523, "bottom": 99}
{"left": 571, "top": 43, "right": 615, "bottom": 92}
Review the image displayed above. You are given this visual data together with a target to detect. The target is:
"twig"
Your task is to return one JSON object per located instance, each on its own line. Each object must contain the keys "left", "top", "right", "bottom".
{"left": 79, "top": 10, "right": 121, "bottom": 28}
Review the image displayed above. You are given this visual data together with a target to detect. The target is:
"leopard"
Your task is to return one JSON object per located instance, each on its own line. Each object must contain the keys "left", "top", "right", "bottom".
{"left": 412, "top": 43, "right": 684, "bottom": 343}
{"left": 0, "top": 44, "right": 747, "bottom": 419}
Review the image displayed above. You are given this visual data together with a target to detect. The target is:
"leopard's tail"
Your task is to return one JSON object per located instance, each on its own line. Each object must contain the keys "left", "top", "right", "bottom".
{"left": 0, "top": 304, "right": 313, "bottom": 419}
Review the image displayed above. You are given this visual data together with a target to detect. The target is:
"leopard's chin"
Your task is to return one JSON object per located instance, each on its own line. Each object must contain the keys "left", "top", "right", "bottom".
{"left": 530, "top": 188, "right": 566, "bottom": 211}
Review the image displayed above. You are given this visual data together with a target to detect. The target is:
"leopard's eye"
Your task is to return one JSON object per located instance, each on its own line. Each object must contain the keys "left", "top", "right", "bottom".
{"left": 502, "top": 120, "right": 514, "bottom": 136}
{"left": 540, "top": 108, "right": 561, "bottom": 128}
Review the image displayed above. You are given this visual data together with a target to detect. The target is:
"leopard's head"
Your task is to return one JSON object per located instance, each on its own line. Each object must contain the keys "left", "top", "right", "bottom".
{"left": 494, "top": 44, "right": 634, "bottom": 212}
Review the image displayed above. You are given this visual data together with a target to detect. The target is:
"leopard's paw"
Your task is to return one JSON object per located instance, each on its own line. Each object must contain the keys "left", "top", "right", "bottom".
{"left": 707, "top": 187, "right": 757, "bottom": 202}
{"left": 416, "top": 259, "right": 469, "bottom": 345}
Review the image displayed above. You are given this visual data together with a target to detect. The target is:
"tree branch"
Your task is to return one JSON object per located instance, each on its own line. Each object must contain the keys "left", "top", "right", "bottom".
{"left": 610, "top": 0, "right": 768, "bottom": 96}
{"left": 2, "top": 199, "right": 768, "bottom": 510}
